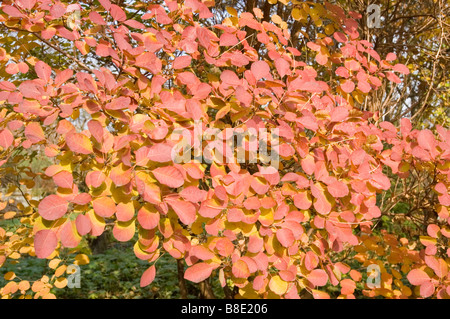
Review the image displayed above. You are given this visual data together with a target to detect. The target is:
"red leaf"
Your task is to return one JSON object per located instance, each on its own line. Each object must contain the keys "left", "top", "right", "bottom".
{"left": 335, "top": 66, "right": 349, "bottom": 78}
{"left": 184, "top": 262, "right": 214, "bottom": 283}
{"left": 407, "top": 269, "right": 430, "bottom": 285}
{"left": 152, "top": 166, "right": 184, "bottom": 188}
{"left": 274, "top": 58, "right": 290, "bottom": 78}
{"left": 17, "top": 0, "right": 36, "bottom": 10}
{"left": 393, "top": 63, "right": 409, "bottom": 75}
{"left": 417, "top": 130, "right": 436, "bottom": 152}
{"left": 341, "top": 80, "right": 355, "bottom": 93}
{"left": 116, "top": 202, "right": 135, "bottom": 222}
{"left": 385, "top": 52, "right": 397, "bottom": 61}
{"left": 307, "top": 269, "right": 328, "bottom": 287}
{"left": 105, "top": 96, "right": 131, "bottom": 110}
{"left": 66, "top": 132, "right": 93, "bottom": 154}
{"left": 55, "top": 69, "right": 73, "bottom": 87}
{"left": 276, "top": 228, "right": 295, "bottom": 247}
{"left": 173, "top": 55, "right": 192, "bottom": 69}
{"left": 110, "top": 4, "right": 126, "bottom": 21}
{"left": 140, "top": 265, "right": 156, "bottom": 287}
{"left": 76, "top": 214, "right": 92, "bottom": 236}
{"left": 251, "top": 60, "right": 270, "bottom": 80}
{"left": 305, "top": 251, "right": 319, "bottom": 271}
{"left": 112, "top": 220, "right": 135, "bottom": 242}
{"left": 333, "top": 32, "right": 347, "bottom": 43}
{"left": 370, "top": 172, "right": 391, "bottom": 190}
{"left": 92, "top": 196, "right": 116, "bottom": 218}
{"left": 53, "top": 171, "right": 73, "bottom": 189}
{"left": 420, "top": 281, "right": 435, "bottom": 298}
{"left": 327, "top": 180, "right": 349, "bottom": 198}
{"left": 85, "top": 171, "right": 106, "bottom": 188}
{"left": 219, "top": 33, "right": 238, "bottom": 46}
{"left": 38, "top": 195, "right": 68, "bottom": 220}
{"left": 2, "top": 6, "right": 24, "bottom": 18}
{"left": 180, "top": 186, "right": 207, "bottom": 203}
{"left": 34, "top": 230, "right": 57, "bottom": 259}
{"left": 190, "top": 245, "right": 215, "bottom": 260}
{"left": 25, "top": 122, "right": 45, "bottom": 144}
{"left": 35, "top": 61, "right": 51, "bottom": 82}
{"left": 427, "top": 224, "right": 440, "bottom": 238}
{"left": 232, "top": 259, "right": 250, "bottom": 278}
{"left": 137, "top": 205, "right": 160, "bottom": 230}
{"left": 330, "top": 106, "right": 349, "bottom": 122}
{"left": 60, "top": 220, "right": 81, "bottom": 248}
{"left": 146, "top": 143, "right": 174, "bottom": 163}
{"left": 0, "top": 129, "right": 13, "bottom": 149}
{"left": 89, "top": 11, "right": 107, "bottom": 25}
{"left": 98, "top": 0, "right": 111, "bottom": 10}
{"left": 166, "top": 198, "right": 196, "bottom": 225}
{"left": 19, "top": 80, "right": 43, "bottom": 99}
{"left": 220, "top": 70, "right": 240, "bottom": 86}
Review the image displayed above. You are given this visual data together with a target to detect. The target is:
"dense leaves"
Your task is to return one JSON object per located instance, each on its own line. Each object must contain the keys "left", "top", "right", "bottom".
{"left": 0, "top": 0, "right": 448, "bottom": 299}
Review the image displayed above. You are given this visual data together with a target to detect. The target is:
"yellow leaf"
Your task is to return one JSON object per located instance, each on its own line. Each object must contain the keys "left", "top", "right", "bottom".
{"left": 268, "top": 275, "right": 288, "bottom": 295}
{"left": 271, "top": 14, "right": 282, "bottom": 25}
{"left": 49, "top": 258, "right": 61, "bottom": 269}
{"left": 74, "top": 253, "right": 90, "bottom": 266}
{"left": 54, "top": 277, "right": 67, "bottom": 289}
{"left": 55, "top": 265, "right": 67, "bottom": 277}
{"left": 4, "top": 271, "right": 15, "bottom": 280}
{"left": 18, "top": 280, "right": 30, "bottom": 292}
{"left": 3, "top": 211, "right": 16, "bottom": 219}
{"left": 31, "top": 281, "right": 44, "bottom": 293}
{"left": 226, "top": 7, "right": 238, "bottom": 17}
{"left": 292, "top": 8, "right": 302, "bottom": 20}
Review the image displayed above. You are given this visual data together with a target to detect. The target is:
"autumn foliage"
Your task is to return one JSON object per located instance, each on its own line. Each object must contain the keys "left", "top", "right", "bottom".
{"left": 0, "top": 0, "right": 449, "bottom": 299}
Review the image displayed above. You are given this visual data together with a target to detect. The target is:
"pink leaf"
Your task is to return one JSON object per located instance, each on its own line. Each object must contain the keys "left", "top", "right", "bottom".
{"left": 341, "top": 80, "right": 355, "bottom": 93}
{"left": 173, "top": 55, "right": 192, "bottom": 69}
{"left": 85, "top": 171, "right": 106, "bottom": 188}
{"left": 307, "top": 269, "right": 328, "bottom": 287}
{"left": 407, "top": 269, "right": 430, "bottom": 285}
{"left": 393, "top": 63, "right": 409, "bottom": 75}
{"left": 35, "top": 61, "right": 51, "bottom": 82}
{"left": 0, "top": 129, "right": 13, "bottom": 149}
{"left": 152, "top": 166, "right": 184, "bottom": 188}
{"left": 420, "top": 281, "right": 435, "bottom": 298}
{"left": 110, "top": 4, "right": 127, "bottom": 21}
{"left": 180, "top": 186, "right": 207, "bottom": 203}
{"left": 34, "top": 230, "right": 57, "bottom": 259}
{"left": 76, "top": 214, "right": 92, "bottom": 236}
{"left": 276, "top": 228, "right": 295, "bottom": 247}
{"left": 327, "top": 180, "right": 349, "bottom": 198}
{"left": 25, "top": 122, "right": 45, "bottom": 144}
{"left": 330, "top": 106, "right": 349, "bottom": 122}
{"left": 184, "top": 262, "right": 214, "bottom": 283}
{"left": 140, "top": 265, "right": 156, "bottom": 287}
{"left": 60, "top": 220, "right": 81, "bottom": 248}
{"left": 38, "top": 195, "right": 68, "bottom": 220}
{"left": 275, "top": 58, "right": 290, "bottom": 78}
{"left": 251, "top": 60, "right": 270, "bottom": 80}
{"left": 137, "top": 205, "right": 160, "bottom": 230}
{"left": 53, "top": 171, "right": 73, "bottom": 189}
{"left": 66, "top": 132, "right": 93, "bottom": 154}
{"left": 166, "top": 198, "right": 196, "bottom": 225}
{"left": 385, "top": 52, "right": 397, "bottom": 61}
{"left": 92, "top": 196, "right": 116, "bottom": 218}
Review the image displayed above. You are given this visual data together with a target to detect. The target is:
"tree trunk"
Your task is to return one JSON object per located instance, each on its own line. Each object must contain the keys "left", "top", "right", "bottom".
{"left": 88, "top": 232, "right": 109, "bottom": 254}
{"left": 199, "top": 279, "right": 216, "bottom": 299}
{"left": 177, "top": 259, "right": 188, "bottom": 299}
